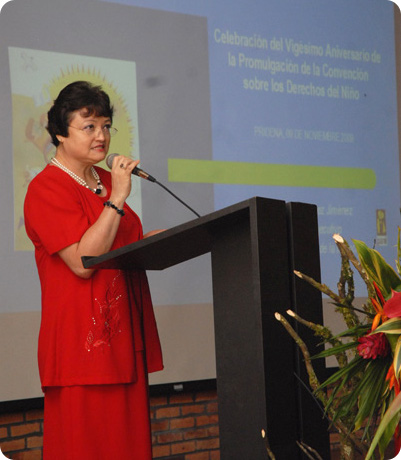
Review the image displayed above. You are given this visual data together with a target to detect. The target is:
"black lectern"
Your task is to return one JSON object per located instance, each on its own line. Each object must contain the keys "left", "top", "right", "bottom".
{"left": 83, "top": 197, "right": 330, "bottom": 460}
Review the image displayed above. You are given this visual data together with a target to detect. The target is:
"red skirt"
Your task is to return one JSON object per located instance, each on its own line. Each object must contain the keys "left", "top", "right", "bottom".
{"left": 43, "top": 351, "right": 152, "bottom": 460}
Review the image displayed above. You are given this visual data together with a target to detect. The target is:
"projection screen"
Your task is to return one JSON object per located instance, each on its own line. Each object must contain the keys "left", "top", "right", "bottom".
{"left": 0, "top": 0, "right": 400, "bottom": 402}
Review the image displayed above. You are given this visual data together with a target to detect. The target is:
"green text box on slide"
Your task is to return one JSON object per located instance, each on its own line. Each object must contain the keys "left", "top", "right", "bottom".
{"left": 168, "top": 159, "right": 376, "bottom": 189}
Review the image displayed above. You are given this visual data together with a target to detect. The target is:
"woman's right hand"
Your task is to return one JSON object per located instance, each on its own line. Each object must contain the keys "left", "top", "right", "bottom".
{"left": 109, "top": 155, "right": 140, "bottom": 207}
{"left": 57, "top": 155, "right": 140, "bottom": 278}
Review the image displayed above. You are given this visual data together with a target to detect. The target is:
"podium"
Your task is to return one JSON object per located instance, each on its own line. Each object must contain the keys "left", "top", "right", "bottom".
{"left": 83, "top": 197, "right": 330, "bottom": 459}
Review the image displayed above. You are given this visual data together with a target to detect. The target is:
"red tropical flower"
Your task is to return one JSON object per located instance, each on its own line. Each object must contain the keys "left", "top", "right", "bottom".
{"left": 370, "top": 282, "right": 388, "bottom": 331}
{"left": 386, "top": 365, "right": 401, "bottom": 394}
{"left": 357, "top": 332, "right": 390, "bottom": 359}
{"left": 383, "top": 289, "right": 401, "bottom": 318}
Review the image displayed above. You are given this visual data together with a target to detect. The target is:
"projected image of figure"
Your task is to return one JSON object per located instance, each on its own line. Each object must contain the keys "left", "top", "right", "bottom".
{"left": 9, "top": 47, "right": 142, "bottom": 252}
{"left": 23, "top": 81, "right": 164, "bottom": 460}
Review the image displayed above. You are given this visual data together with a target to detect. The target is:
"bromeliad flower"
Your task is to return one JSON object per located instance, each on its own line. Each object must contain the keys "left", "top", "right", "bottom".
{"left": 357, "top": 332, "right": 390, "bottom": 360}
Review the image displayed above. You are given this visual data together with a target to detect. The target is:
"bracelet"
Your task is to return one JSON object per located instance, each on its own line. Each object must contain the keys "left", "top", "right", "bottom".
{"left": 103, "top": 200, "right": 125, "bottom": 216}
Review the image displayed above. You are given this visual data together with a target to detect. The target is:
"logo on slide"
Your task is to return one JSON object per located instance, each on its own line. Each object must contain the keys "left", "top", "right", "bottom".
{"left": 376, "top": 209, "right": 387, "bottom": 246}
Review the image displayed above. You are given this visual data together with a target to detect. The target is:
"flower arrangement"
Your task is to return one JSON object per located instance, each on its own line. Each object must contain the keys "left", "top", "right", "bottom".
{"left": 275, "top": 232, "right": 401, "bottom": 460}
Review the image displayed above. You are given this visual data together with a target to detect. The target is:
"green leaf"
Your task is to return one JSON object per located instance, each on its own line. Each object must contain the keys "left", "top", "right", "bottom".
{"left": 317, "top": 356, "right": 365, "bottom": 391}
{"left": 394, "top": 336, "right": 401, "bottom": 377}
{"left": 317, "top": 353, "right": 393, "bottom": 437}
{"left": 387, "top": 333, "right": 400, "bottom": 354}
{"left": 353, "top": 239, "right": 401, "bottom": 297}
{"left": 311, "top": 341, "right": 357, "bottom": 359}
{"left": 371, "top": 318, "right": 401, "bottom": 335}
{"left": 366, "top": 391, "right": 401, "bottom": 459}
{"left": 378, "top": 409, "right": 400, "bottom": 458}
{"left": 353, "top": 359, "right": 390, "bottom": 431}
{"left": 325, "top": 324, "right": 370, "bottom": 341}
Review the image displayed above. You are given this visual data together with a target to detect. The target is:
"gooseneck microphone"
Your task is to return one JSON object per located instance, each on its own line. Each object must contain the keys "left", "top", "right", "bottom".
{"left": 106, "top": 153, "right": 201, "bottom": 218}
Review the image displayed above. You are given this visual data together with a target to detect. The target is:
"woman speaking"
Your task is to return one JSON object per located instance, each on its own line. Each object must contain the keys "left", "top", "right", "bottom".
{"left": 24, "top": 81, "right": 163, "bottom": 459}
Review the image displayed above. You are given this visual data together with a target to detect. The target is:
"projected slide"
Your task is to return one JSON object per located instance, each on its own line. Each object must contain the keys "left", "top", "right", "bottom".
{"left": 207, "top": 1, "right": 400, "bottom": 293}
{"left": 111, "top": 0, "right": 400, "bottom": 293}
{"left": 3, "top": 0, "right": 399, "bottom": 299}
{"left": 9, "top": 47, "right": 141, "bottom": 250}
{"left": 0, "top": 0, "right": 399, "bottom": 398}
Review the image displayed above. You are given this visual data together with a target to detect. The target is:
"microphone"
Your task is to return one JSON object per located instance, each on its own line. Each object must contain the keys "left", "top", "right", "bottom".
{"left": 106, "top": 153, "right": 201, "bottom": 218}
{"left": 106, "top": 153, "right": 156, "bottom": 182}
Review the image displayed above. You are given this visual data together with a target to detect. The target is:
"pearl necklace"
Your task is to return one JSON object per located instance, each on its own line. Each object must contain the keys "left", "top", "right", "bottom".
{"left": 50, "top": 158, "right": 103, "bottom": 194}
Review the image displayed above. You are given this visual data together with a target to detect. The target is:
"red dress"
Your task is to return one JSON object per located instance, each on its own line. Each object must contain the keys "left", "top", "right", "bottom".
{"left": 24, "top": 165, "right": 163, "bottom": 459}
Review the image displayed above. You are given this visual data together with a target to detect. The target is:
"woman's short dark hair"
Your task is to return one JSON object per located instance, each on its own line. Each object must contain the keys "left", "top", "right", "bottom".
{"left": 47, "top": 81, "right": 114, "bottom": 147}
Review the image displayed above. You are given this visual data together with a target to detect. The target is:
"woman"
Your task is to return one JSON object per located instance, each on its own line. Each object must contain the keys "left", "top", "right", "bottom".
{"left": 24, "top": 81, "right": 163, "bottom": 459}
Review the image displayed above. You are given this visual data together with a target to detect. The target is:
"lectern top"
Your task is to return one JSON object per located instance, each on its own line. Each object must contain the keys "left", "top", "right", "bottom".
{"left": 81, "top": 197, "right": 280, "bottom": 271}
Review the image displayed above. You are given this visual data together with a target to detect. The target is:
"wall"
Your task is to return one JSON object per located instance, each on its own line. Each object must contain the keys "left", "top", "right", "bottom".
{"left": 0, "top": 388, "right": 346, "bottom": 460}
{"left": 0, "top": 390, "right": 220, "bottom": 460}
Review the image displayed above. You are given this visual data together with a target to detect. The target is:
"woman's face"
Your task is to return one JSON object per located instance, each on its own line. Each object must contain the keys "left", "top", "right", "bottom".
{"left": 57, "top": 109, "right": 112, "bottom": 166}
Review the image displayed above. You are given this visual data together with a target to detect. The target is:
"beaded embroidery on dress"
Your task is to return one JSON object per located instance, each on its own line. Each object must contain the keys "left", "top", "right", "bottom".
{"left": 85, "top": 272, "right": 125, "bottom": 352}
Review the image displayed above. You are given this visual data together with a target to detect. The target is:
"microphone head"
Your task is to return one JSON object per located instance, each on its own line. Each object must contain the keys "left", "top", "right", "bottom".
{"left": 106, "top": 153, "right": 119, "bottom": 169}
